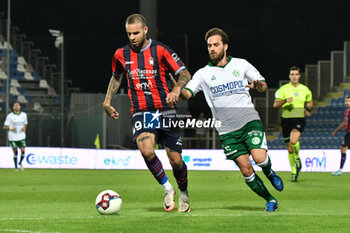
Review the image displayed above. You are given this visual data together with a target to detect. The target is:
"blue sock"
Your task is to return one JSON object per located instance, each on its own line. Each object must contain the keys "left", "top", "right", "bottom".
{"left": 173, "top": 162, "right": 188, "bottom": 191}
{"left": 340, "top": 153, "right": 346, "bottom": 169}
{"left": 144, "top": 155, "right": 168, "bottom": 185}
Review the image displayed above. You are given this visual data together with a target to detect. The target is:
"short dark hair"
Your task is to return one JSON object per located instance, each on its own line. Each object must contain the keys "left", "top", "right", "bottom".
{"left": 125, "top": 14, "right": 147, "bottom": 27}
{"left": 345, "top": 95, "right": 350, "bottom": 99}
{"left": 204, "top": 28, "right": 229, "bottom": 45}
{"left": 289, "top": 66, "right": 301, "bottom": 73}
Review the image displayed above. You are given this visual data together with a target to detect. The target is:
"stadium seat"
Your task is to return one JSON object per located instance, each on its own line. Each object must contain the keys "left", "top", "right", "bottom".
{"left": 0, "top": 41, "right": 12, "bottom": 50}
{"left": 39, "top": 79, "right": 50, "bottom": 88}
{"left": 17, "top": 56, "right": 27, "bottom": 65}
{"left": 32, "top": 72, "right": 42, "bottom": 80}
{"left": 17, "top": 63, "right": 26, "bottom": 73}
{"left": 24, "top": 72, "right": 34, "bottom": 80}
{"left": 10, "top": 86, "right": 20, "bottom": 95}
{"left": 10, "top": 79, "right": 21, "bottom": 87}
{"left": 0, "top": 71, "right": 7, "bottom": 80}
{"left": 17, "top": 95, "right": 28, "bottom": 104}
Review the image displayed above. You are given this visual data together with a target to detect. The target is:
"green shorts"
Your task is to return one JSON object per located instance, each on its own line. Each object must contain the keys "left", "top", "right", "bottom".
{"left": 9, "top": 140, "right": 26, "bottom": 150}
{"left": 219, "top": 120, "right": 268, "bottom": 160}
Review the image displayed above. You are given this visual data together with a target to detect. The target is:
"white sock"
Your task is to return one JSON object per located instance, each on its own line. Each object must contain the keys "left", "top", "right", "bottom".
{"left": 162, "top": 181, "right": 173, "bottom": 191}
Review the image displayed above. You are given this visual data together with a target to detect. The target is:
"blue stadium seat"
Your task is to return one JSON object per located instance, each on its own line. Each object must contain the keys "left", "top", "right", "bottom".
{"left": 32, "top": 72, "right": 42, "bottom": 80}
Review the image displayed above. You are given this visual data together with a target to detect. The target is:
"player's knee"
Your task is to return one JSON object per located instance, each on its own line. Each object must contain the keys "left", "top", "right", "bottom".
{"left": 290, "top": 138, "right": 299, "bottom": 145}
{"left": 241, "top": 166, "right": 254, "bottom": 177}
{"left": 169, "top": 156, "right": 183, "bottom": 169}
{"left": 140, "top": 148, "right": 155, "bottom": 160}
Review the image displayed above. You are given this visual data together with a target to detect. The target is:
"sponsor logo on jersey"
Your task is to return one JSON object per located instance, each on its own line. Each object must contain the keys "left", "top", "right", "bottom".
{"left": 135, "top": 80, "right": 153, "bottom": 90}
{"left": 210, "top": 80, "right": 245, "bottom": 97}
{"left": 252, "top": 137, "right": 261, "bottom": 145}
{"left": 128, "top": 68, "right": 158, "bottom": 78}
{"left": 233, "top": 69, "right": 240, "bottom": 77}
{"left": 149, "top": 57, "right": 154, "bottom": 65}
{"left": 211, "top": 75, "right": 216, "bottom": 81}
{"left": 172, "top": 53, "right": 180, "bottom": 62}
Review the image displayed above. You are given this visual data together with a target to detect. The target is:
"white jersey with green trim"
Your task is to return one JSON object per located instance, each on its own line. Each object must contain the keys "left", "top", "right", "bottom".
{"left": 185, "top": 56, "right": 264, "bottom": 134}
{"left": 4, "top": 111, "right": 28, "bottom": 141}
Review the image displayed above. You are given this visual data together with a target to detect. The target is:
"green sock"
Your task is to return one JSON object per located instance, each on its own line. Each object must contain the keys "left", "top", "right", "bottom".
{"left": 245, "top": 173, "right": 275, "bottom": 202}
{"left": 19, "top": 154, "right": 25, "bottom": 165}
{"left": 257, "top": 155, "right": 272, "bottom": 177}
{"left": 13, "top": 155, "right": 18, "bottom": 169}
{"left": 288, "top": 151, "right": 297, "bottom": 174}
{"left": 292, "top": 141, "right": 300, "bottom": 160}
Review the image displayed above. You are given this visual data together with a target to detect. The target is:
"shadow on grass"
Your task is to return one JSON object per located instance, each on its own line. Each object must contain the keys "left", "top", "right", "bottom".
{"left": 146, "top": 206, "right": 262, "bottom": 212}
{"left": 147, "top": 207, "right": 167, "bottom": 212}
{"left": 223, "top": 205, "right": 262, "bottom": 211}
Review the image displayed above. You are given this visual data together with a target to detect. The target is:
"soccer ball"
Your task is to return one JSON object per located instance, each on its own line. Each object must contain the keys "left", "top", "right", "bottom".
{"left": 95, "top": 190, "right": 122, "bottom": 215}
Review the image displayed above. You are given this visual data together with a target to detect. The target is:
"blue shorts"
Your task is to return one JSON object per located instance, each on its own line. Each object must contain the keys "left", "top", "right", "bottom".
{"left": 342, "top": 131, "right": 350, "bottom": 147}
{"left": 132, "top": 110, "right": 182, "bottom": 153}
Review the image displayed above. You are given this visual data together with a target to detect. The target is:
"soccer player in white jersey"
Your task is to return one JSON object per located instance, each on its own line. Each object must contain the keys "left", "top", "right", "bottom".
{"left": 179, "top": 28, "right": 284, "bottom": 212}
{"left": 3, "top": 102, "right": 28, "bottom": 171}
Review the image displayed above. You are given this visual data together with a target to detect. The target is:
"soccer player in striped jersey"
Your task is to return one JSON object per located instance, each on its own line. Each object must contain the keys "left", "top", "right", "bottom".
{"left": 331, "top": 96, "right": 350, "bottom": 176}
{"left": 180, "top": 28, "right": 283, "bottom": 212}
{"left": 103, "top": 14, "right": 191, "bottom": 212}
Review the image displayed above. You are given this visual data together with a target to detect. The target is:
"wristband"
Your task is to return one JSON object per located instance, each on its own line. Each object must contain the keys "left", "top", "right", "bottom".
{"left": 305, "top": 106, "right": 312, "bottom": 112}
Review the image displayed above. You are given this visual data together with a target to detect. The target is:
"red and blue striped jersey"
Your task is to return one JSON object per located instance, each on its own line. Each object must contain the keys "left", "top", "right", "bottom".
{"left": 345, "top": 108, "right": 350, "bottom": 132}
{"left": 112, "top": 39, "right": 186, "bottom": 115}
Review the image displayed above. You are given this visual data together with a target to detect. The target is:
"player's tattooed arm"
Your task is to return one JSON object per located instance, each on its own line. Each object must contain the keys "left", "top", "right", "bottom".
{"left": 175, "top": 69, "right": 192, "bottom": 90}
{"left": 166, "top": 69, "right": 192, "bottom": 106}
{"left": 103, "top": 74, "right": 123, "bottom": 120}
{"left": 168, "top": 72, "right": 192, "bottom": 100}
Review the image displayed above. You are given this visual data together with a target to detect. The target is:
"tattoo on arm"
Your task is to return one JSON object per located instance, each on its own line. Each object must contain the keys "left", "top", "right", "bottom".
{"left": 137, "top": 136, "right": 151, "bottom": 143}
{"left": 175, "top": 69, "right": 191, "bottom": 89}
{"left": 104, "top": 74, "right": 123, "bottom": 104}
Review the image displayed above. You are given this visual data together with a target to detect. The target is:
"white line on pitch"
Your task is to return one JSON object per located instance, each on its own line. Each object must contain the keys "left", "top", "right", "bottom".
{"left": 0, "top": 229, "right": 63, "bottom": 233}
{"left": 1, "top": 211, "right": 350, "bottom": 221}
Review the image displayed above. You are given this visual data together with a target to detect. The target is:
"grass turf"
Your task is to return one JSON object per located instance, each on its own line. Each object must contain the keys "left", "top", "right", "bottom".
{"left": 0, "top": 169, "right": 349, "bottom": 233}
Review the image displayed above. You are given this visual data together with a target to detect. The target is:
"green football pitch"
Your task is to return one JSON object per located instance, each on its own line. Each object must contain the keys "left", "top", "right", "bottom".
{"left": 0, "top": 169, "right": 349, "bottom": 233}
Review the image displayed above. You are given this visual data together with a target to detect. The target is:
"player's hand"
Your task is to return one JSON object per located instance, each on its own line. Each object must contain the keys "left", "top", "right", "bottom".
{"left": 305, "top": 110, "right": 311, "bottom": 117}
{"left": 11, "top": 127, "right": 16, "bottom": 131}
{"left": 332, "top": 131, "right": 337, "bottom": 137}
{"left": 283, "top": 103, "right": 294, "bottom": 111}
{"left": 166, "top": 88, "right": 180, "bottom": 106}
{"left": 245, "top": 80, "right": 262, "bottom": 89}
{"left": 285, "top": 97, "right": 293, "bottom": 103}
{"left": 21, "top": 127, "right": 26, "bottom": 132}
{"left": 103, "top": 105, "right": 119, "bottom": 120}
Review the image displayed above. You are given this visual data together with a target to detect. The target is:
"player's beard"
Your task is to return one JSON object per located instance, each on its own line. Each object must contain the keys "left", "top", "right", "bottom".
{"left": 130, "top": 36, "right": 146, "bottom": 52}
{"left": 209, "top": 49, "right": 225, "bottom": 66}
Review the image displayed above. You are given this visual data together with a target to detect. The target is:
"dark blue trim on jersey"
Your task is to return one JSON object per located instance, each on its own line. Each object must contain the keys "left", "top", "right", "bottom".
{"left": 150, "top": 42, "right": 171, "bottom": 111}
{"left": 137, "top": 52, "right": 155, "bottom": 110}
{"left": 123, "top": 46, "right": 140, "bottom": 113}
{"left": 159, "top": 42, "right": 184, "bottom": 72}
